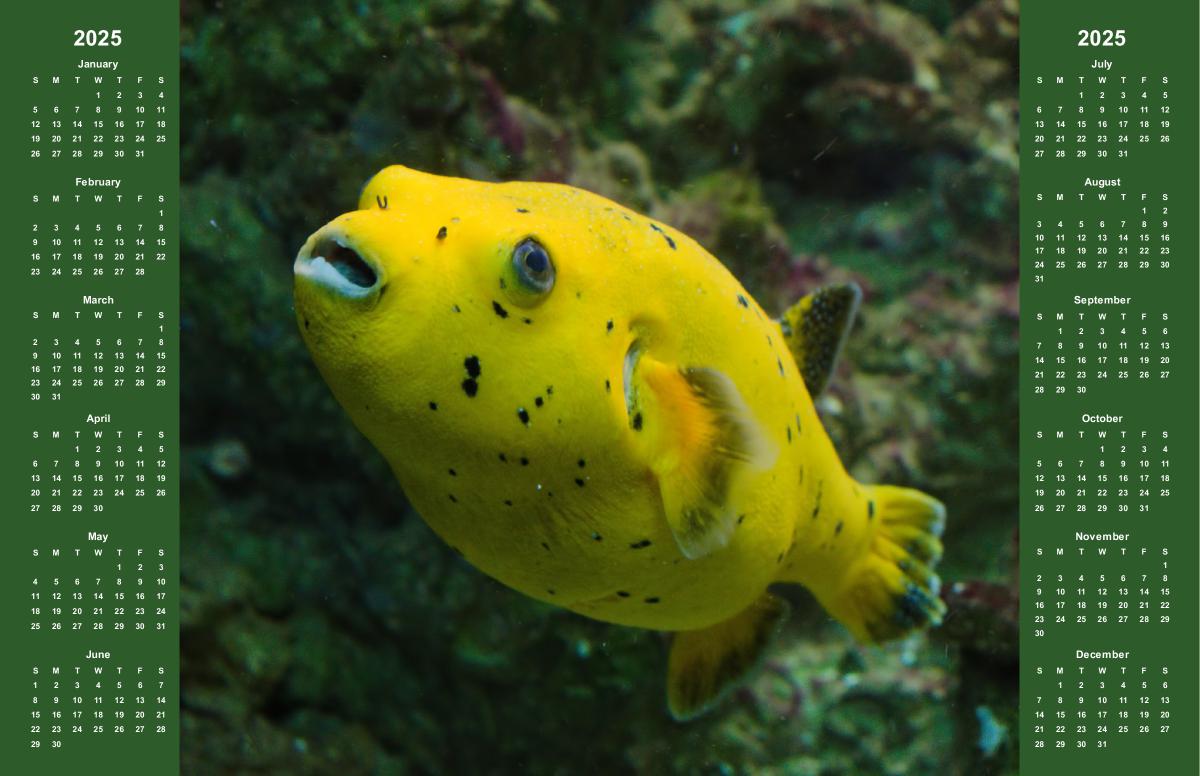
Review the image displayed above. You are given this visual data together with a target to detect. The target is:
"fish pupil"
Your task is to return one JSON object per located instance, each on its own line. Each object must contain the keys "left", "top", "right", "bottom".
{"left": 524, "top": 248, "right": 548, "bottom": 274}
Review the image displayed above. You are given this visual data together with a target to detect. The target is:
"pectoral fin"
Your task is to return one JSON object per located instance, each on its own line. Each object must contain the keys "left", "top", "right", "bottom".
{"left": 780, "top": 282, "right": 862, "bottom": 397}
{"left": 629, "top": 354, "right": 775, "bottom": 559}
{"left": 667, "top": 593, "right": 789, "bottom": 720}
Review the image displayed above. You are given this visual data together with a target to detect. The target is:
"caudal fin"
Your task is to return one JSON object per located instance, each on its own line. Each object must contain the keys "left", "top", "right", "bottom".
{"left": 824, "top": 485, "right": 946, "bottom": 643}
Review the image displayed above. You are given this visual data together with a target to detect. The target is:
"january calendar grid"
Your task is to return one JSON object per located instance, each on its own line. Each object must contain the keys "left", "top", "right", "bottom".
{"left": 0, "top": 1, "right": 1197, "bottom": 774}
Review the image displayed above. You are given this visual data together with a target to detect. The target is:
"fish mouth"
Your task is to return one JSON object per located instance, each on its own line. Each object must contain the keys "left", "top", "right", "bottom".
{"left": 294, "top": 229, "right": 382, "bottom": 299}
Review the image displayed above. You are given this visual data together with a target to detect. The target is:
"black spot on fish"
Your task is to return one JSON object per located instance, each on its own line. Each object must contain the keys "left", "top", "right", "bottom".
{"left": 604, "top": 379, "right": 611, "bottom": 393}
{"left": 632, "top": 412, "right": 643, "bottom": 431}
{"left": 575, "top": 478, "right": 586, "bottom": 488}
{"left": 622, "top": 214, "right": 632, "bottom": 222}
{"left": 648, "top": 223, "right": 676, "bottom": 250}
{"left": 462, "top": 379, "right": 478, "bottom": 397}
{"left": 644, "top": 596, "right": 661, "bottom": 604}
{"left": 777, "top": 553, "right": 784, "bottom": 563}
{"left": 812, "top": 482, "right": 824, "bottom": 519}
{"left": 376, "top": 195, "right": 388, "bottom": 210}
{"left": 541, "top": 542, "right": 550, "bottom": 551}
{"left": 499, "top": 453, "right": 508, "bottom": 462}
{"left": 492, "top": 300, "right": 509, "bottom": 319}
{"left": 448, "top": 469, "right": 457, "bottom": 477}
{"left": 787, "top": 426, "right": 792, "bottom": 444}
{"left": 516, "top": 208, "right": 530, "bottom": 213}
{"left": 523, "top": 317, "right": 533, "bottom": 324}
{"left": 577, "top": 459, "right": 586, "bottom": 468}
{"left": 448, "top": 494, "right": 457, "bottom": 503}
{"left": 630, "top": 539, "right": 652, "bottom": 549}
{"left": 428, "top": 402, "right": 438, "bottom": 411}
{"left": 795, "top": 414, "right": 802, "bottom": 434}
{"left": 436, "top": 226, "right": 447, "bottom": 240}
{"left": 303, "top": 317, "right": 310, "bottom": 330}
{"left": 737, "top": 294, "right": 749, "bottom": 308}
{"left": 737, "top": 514, "right": 746, "bottom": 525}
{"left": 520, "top": 457, "right": 529, "bottom": 466}
{"left": 534, "top": 396, "right": 544, "bottom": 408}
{"left": 517, "top": 408, "right": 530, "bottom": 425}
{"left": 617, "top": 591, "right": 631, "bottom": 598}
{"left": 777, "top": 357, "right": 785, "bottom": 376}
{"left": 452, "top": 304, "right": 462, "bottom": 313}
{"left": 798, "top": 465, "right": 805, "bottom": 485}
{"left": 546, "top": 386, "right": 554, "bottom": 395}
{"left": 504, "top": 499, "right": 513, "bottom": 507}
{"left": 835, "top": 521, "right": 844, "bottom": 535}
{"left": 606, "top": 319, "right": 614, "bottom": 333}
{"left": 547, "top": 589, "right": 556, "bottom": 596}
{"left": 465, "top": 356, "right": 481, "bottom": 378}
{"left": 499, "top": 277, "right": 507, "bottom": 290}
{"left": 591, "top": 532, "right": 603, "bottom": 541}
{"left": 868, "top": 501, "right": 876, "bottom": 519}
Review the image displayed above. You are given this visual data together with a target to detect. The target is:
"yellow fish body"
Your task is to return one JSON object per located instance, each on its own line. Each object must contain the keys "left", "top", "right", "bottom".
{"left": 293, "top": 165, "right": 946, "bottom": 718}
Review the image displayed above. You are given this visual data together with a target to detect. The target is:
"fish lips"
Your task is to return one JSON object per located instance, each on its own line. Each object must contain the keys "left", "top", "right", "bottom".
{"left": 294, "top": 228, "right": 385, "bottom": 303}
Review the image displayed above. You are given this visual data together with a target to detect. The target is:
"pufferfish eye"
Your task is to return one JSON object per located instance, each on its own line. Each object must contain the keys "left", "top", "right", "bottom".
{"left": 512, "top": 238, "right": 555, "bottom": 295}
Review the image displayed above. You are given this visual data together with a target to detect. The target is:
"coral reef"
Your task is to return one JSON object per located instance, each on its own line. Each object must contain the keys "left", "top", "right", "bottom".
{"left": 181, "top": 0, "right": 1020, "bottom": 773}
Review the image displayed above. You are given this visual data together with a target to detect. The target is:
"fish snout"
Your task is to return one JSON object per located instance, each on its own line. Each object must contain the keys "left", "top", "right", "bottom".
{"left": 294, "top": 223, "right": 384, "bottom": 301}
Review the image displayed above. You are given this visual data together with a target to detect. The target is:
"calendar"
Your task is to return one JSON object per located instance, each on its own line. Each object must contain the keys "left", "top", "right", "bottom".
{"left": 1020, "top": 1, "right": 1197, "bottom": 771}
{"left": 0, "top": 1, "right": 1197, "bottom": 774}
{"left": 0, "top": 1, "right": 179, "bottom": 771}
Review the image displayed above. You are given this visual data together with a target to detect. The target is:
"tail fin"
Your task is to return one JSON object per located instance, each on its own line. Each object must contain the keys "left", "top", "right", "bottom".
{"left": 824, "top": 485, "right": 946, "bottom": 643}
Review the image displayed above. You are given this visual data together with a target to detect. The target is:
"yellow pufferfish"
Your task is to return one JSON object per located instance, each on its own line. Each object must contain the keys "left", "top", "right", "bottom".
{"left": 293, "top": 165, "right": 947, "bottom": 719}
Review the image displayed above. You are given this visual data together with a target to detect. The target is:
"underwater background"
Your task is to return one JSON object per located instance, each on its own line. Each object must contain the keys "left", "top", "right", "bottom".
{"left": 179, "top": 1, "right": 1019, "bottom": 773}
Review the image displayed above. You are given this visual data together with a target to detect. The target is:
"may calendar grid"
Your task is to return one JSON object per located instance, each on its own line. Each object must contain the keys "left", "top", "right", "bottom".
{"left": 1020, "top": 2, "right": 1198, "bottom": 773}
{"left": 0, "top": 1, "right": 1196, "bottom": 774}
{"left": 0, "top": 1, "right": 180, "bottom": 772}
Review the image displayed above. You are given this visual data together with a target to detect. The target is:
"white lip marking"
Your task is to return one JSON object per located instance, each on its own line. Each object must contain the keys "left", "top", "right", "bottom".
{"left": 293, "top": 236, "right": 379, "bottom": 299}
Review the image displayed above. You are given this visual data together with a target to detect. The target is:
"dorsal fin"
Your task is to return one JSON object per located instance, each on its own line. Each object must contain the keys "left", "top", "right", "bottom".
{"left": 779, "top": 283, "right": 862, "bottom": 396}
{"left": 628, "top": 354, "right": 776, "bottom": 559}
